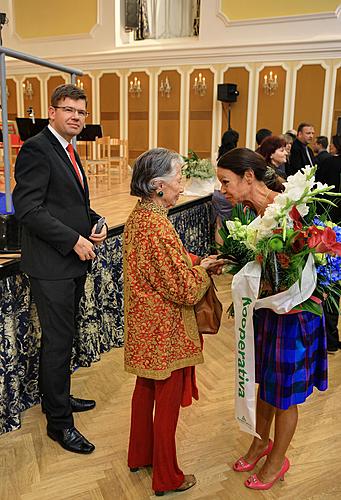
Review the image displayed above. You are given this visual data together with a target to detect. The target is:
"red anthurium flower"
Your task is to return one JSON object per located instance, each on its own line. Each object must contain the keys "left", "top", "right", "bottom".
{"left": 292, "top": 231, "right": 306, "bottom": 252}
{"left": 306, "top": 225, "right": 323, "bottom": 249}
{"left": 318, "top": 226, "right": 341, "bottom": 255}
{"left": 289, "top": 206, "right": 302, "bottom": 230}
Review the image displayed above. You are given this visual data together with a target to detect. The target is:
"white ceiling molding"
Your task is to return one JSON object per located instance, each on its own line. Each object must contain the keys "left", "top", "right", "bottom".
{"left": 216, "top": 0, "right": 341, "bottom": 27}
{"left": 5, "top": 38, "right": 341, "bottom": 75}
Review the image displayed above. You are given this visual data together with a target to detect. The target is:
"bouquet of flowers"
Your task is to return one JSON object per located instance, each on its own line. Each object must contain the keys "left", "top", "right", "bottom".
{"left": 218, "top": 166, "right": 341, "bottom": 316}
{"left": 181, "top": 150, "right": 215, "bottom": 180}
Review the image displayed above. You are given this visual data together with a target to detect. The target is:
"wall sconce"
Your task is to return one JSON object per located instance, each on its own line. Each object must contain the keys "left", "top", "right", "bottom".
{"left": 22, "top": 79, "right": 33, "bottom": 100}
{"left": 263, "top": 71, "right": 278, "bottom": 96}
{"left": 129, "top": 76, "right": 142, "bottom": 98}
{"left": 76, "top": 78, "right": 84, "bottom": 90}
{"left": 159, "top": 76, "right": 171, "bottom": 98}
{"left": 193, "top": 72, "right": 207, "bottom": 96}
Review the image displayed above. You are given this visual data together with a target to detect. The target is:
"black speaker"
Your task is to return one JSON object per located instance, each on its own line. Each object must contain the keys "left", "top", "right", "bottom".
{"left": 217, "top": 83, "right": 239, "bottom": 103}
{"left": 337, "top": 117, "right": 341, "bottom": 136}
{"left": 125, "top": 0, "right": 139, "bottom": 29}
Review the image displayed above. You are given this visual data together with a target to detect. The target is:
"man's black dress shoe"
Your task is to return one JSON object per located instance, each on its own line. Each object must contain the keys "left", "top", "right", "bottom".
{"left": 47, "top": 426, "right": 95, "bottom": 454}
{"left": 42, "top": 396, "right": 96, "bottom": 414}
{"left": 70, "top": 395, "right": 96, "bottom": 412}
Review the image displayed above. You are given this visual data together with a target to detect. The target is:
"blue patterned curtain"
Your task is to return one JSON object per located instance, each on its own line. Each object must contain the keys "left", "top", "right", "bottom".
{"left": 0, "top": 199, "right": 212, "bottom": 434}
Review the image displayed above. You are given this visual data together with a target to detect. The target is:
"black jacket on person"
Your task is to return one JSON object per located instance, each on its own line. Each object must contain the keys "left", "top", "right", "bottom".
{"left": 13, "top": 126, "right": 100, "bottom": 279}
{"left": 287, "top": 139, "right": 315, "bottom": 176}
{"left": 315, "top": 149, "right": 332, "bottom": 168}
{"left": 315, "top": 155, "right": 341, "bottom": 224}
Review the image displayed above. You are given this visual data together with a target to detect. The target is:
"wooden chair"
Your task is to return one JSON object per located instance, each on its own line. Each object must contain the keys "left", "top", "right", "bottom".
{"left": 109, "top": 138, "right": 129, "bottom": 183}
{"left": 84, "top": 136, "right": 111, "bottom": 185}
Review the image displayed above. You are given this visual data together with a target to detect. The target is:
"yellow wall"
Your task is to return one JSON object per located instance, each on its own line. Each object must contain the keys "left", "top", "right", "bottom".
{"left": 13, "top": 0, "right": 97, "bottom": 38}
{"left": 221, "top": 0, "right": 340, "bottom": 20}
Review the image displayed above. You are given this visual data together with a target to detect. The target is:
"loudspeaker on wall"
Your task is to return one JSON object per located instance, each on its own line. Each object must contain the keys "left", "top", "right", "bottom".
{"left": 217, "top": 83, "right": 239, "bottom": 103}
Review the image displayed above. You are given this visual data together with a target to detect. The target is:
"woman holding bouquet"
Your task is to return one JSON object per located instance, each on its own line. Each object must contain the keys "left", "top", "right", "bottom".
{"left": 217, "top": 148, "right": 328, "bottom": 490}
{"left": 123, "top": 148, "right": 225, "bottom": 496}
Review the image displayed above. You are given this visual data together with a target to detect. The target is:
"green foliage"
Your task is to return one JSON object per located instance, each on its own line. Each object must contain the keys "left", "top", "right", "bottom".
{"left": 216, "top": 204, "right": 256, "bottom": 275}
{"left": 181, "top": 150, "right": 215, "bottom": 180}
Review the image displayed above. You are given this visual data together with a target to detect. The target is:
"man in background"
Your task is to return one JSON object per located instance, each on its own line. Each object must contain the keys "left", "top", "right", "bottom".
{"left": 13, "top": 84, "right": 107, "bottom": 454}
{"left": 313, "top": 135, "right": 331, "bottom": 167}
{"left": 288, "top": 122, "right": 315, "bottom": 175}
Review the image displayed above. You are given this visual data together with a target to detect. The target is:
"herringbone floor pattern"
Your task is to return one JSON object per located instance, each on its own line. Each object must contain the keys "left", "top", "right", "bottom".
{"left": 1, "top": 275, "right": 341, "bottom": 499}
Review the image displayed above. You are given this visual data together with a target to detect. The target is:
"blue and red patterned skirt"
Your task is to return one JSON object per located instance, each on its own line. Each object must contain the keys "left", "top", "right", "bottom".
{"left": 253, "top": 308, "right": 328, "bottom": 410}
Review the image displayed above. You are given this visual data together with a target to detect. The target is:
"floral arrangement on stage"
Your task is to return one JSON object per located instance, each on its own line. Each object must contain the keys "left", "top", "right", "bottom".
{"left": 181, "top": 150, "right": 215, "bottom": 180}
{"left": 218, "top": 166, "right": 341, "bottom": 316}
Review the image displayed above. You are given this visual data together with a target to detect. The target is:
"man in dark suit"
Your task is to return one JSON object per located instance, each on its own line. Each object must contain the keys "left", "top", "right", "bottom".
{"left": 312, "top": 136, "right": 331, "bottom": 167}
{"left": 13, "top": 84, "right": 107, "bottom": 453}
{"left": 315, "top": 134, "right": 341, "bottom": 353}
{"left": 287, "top": 122, "right": 315, "bottom": 175}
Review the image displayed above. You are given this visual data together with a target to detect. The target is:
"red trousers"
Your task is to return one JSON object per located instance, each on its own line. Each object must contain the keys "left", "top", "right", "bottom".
{"left": 128, "top": 368, "right": 185, "bottom": 492}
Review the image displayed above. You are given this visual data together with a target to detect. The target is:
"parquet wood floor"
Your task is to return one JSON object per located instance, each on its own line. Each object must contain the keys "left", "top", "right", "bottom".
{"left": 1, "top": 276, "right": 341, "bottom": 500}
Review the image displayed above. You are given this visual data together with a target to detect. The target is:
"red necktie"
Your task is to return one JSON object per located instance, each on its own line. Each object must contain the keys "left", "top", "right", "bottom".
{"left": 66, "top": 143, "right": 84, "bottom": 188}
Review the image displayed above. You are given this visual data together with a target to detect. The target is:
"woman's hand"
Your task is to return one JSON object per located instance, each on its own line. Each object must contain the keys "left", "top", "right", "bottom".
{"left": 200, "top": 255, "right": 228, "bottom": 275}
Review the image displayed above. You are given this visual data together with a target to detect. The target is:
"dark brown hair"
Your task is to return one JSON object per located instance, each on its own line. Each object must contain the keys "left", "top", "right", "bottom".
{"left": 297, "top": 122, "right": 313, "bottom": 134}
{"left": 332, "top": 135, "right": 341, "bottom": 154}
{"left": 217, "top": 147, "right": 267, "bottom": 181}
{"left": 50, "top": 84, "right": 87, "bottom": 107}
{"left": 258, "top": 135, "right": 286, "bottom": 164}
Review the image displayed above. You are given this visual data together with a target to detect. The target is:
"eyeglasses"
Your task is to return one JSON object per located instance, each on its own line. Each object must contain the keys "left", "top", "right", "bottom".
{"left": 53, "top": 106, "right": 89, "bottom": 118}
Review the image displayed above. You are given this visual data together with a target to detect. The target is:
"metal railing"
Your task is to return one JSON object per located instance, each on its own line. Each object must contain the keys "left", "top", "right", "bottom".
{"left": 0, "top": 46, "right": 83, "bottom": 212}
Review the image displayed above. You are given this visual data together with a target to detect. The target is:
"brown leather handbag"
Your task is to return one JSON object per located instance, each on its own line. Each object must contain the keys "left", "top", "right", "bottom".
{"left": 194, "top": 278, "right": 223, "bottom": 335}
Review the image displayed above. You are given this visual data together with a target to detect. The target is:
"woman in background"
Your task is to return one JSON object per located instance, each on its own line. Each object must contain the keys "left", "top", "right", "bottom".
{"left": 216, "top": 148, "right": 327, "bottom": 490}
{"left": 258, "top": 135, "right": 288, "bottom": 191}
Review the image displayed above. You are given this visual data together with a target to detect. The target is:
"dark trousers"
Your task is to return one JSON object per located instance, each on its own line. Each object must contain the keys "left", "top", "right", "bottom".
{"left": 128, "top": 369, "right": 185, "bottom": 493}
{"left": 29, "top": 275, "right": 87, "bottom": 430}
{"left": 324, "top": 296, "right": 340, "bottom": 349}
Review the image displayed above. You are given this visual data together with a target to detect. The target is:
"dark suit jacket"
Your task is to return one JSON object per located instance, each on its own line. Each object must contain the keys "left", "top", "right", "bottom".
{"left": 13, "top": 127, "right": 101, "bottom": 279}
{"left": 315, "top": 150, "right": 331, "bottom": 167}
{"left": 315, "top": 155, "right": 341, "bottom": 223}
{"left": 287, "top": 139, "right": 315, "bottom": 176}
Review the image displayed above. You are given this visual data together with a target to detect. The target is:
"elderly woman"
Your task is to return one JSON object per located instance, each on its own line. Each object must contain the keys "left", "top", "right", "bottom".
{"left": 258, "top": 135, "right": 288, "bottom": 191}
{"left": 123, "top": 148, "right": 224, "bottom": 497}
{"left": 217, "top": 148, "right": 327, "bottom": 490}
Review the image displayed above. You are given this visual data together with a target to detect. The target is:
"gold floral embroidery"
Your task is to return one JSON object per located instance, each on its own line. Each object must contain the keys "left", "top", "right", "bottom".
{"left": 123, "top": 201, "right": 210, "bottom": 379}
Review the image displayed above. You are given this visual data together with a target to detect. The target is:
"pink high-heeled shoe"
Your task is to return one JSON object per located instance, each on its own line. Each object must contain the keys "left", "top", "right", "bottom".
{"left": 233, "top": 439, "right": 273, "bottom": 472}
{"left": 244, "top": 457, "right": 290, "bottom": 490}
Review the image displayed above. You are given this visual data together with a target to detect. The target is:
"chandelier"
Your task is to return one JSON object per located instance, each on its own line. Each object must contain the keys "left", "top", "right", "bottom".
{"left": 22, "top": 79, "right": 33, "bottom": 100}
{"left": 193, "top": 73, "right": 207, "bottom": 97}
{"left": 159, "top": 76, "right": 171, "bottom": 98}
{"left": 76, "top": 78, "right": 84, "bottom": 90}
{"left": 129, "top": 76, "right": 142, "bottom": 98}
{"left": 263, "top": 71, "right": 278, "bottom": 96}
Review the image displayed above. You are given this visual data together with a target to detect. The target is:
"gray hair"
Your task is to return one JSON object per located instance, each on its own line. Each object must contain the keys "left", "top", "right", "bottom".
{"left": 130, "top": 148, "right": 182, "bottom": 198}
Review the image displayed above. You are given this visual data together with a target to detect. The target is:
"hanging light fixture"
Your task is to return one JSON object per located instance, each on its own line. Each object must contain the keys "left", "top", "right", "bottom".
{"left": 129, "top": 76, "right": 142, "bottom": 97}
{"left": 159, "top": 76, "right": 171, "bottom": 98}
{"left": 193, "top": 72, "right": 207, "bottom": 97}
{"left": 22, "top": 79, "right": 33, "bottom": 100}
{"left": 76, "top": 78, "right": 84, "bottom": 90}
{"left": 263, "top": 71, "right": 278, "bottom": 96}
